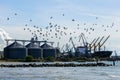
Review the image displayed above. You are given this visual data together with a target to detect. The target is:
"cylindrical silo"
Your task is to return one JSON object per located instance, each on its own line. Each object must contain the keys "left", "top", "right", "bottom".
{"left": 4, "top": 41, "right": 27, "bottom": 59}
{"left": 26, "top": 42, "right": 42, "bottom": 59}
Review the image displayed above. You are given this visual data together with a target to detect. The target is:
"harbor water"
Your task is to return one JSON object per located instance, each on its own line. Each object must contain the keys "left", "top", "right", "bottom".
{"left": 0, "top": 61, "right": 120, "bottom": 80}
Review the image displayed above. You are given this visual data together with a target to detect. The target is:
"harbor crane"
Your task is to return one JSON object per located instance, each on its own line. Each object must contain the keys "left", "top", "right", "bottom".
{"left": 98, "top": 35, "right": 110, "bottom": 51}
{"left": 79, "top": 33, "right": 88, "bottom": 46}
{"left": 93, "top": 36, "right": 105, "bottom": 52}
{"left": 89, "top": 38, "right": 96, "bottom": 53}
{"left": 89, "top": 37, "right": 100, "bottom": 53}
{"left": 69, "top": 37, "right": 76, "bottom": 52}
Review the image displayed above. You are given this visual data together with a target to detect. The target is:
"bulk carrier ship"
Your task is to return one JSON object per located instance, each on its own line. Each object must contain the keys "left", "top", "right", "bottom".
{"left": 69, "top": 33, "right": 112, "bottom": 58}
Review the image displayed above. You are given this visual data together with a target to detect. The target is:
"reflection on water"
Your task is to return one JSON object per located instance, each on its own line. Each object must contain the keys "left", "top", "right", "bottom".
{"left": 0, "top": 61, "right": 120, "bottom": 80}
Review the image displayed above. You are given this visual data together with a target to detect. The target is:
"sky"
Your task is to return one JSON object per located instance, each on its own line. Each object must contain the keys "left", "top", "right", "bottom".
{"left": 0, "top": 0, "right": 120, "bottom": 55}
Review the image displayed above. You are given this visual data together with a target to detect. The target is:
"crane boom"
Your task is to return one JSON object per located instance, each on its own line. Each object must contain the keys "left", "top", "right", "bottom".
{"left": 96, "top": 36, "right": 104, "bottom": 47}
{"left": 98, "top": 35, "right": 110, "bottom": 51}
{"left": 79, "top": 33, "right": 87, "bottom": 46}
{"left": 90, "top": 39, "right": 96, "bottom": 45}
{"left": 100, "top": 35, "right": 110, "bottom": 47}
{"left": 69, "top": 37, "right": 76, "bottom": 52}
{"left": 91, "top": 37, "right": 100, "bottom": 48}
{"left": 82, "top": 33, "right": 87, "bottom": 44}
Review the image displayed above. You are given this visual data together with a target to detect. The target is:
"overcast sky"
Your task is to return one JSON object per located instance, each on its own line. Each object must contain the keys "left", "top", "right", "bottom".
{"left": 0, "top": 0, "right": 120, "bottom": 54}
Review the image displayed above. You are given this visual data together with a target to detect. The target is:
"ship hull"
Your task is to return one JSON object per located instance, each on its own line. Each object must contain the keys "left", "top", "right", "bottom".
{"left": 92, "top": 51, "right": 112, "bottom": 58}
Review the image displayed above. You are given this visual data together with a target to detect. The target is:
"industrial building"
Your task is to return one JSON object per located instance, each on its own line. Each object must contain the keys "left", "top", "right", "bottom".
{"left": 4, "top": 41, "right": 27, "bottom": 59}
{"left": 41, "top": 43, "right": 57, "bottom": 58}
{"left": 26, "top": 42, "right": 43, "bottom": 59}
{"left": 4, "top": 38, "right": 59, "bottom": 59}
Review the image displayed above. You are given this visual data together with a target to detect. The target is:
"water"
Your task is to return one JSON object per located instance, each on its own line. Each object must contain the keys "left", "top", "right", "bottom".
{"left": 0, "top": 61, "right": 120, "bottom": 80}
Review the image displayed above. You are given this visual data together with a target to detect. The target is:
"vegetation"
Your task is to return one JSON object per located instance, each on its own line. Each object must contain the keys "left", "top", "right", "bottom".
{"left": 25, "top": 55, "right": 33, "bottom": 62}
{"left": 45, "top": 56, "right": 55, "bottom": 62}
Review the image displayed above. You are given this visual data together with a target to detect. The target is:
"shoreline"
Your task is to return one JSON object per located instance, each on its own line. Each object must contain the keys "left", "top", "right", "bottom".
{"left": 0, "top": 62, "right": 112, "bottom": 67}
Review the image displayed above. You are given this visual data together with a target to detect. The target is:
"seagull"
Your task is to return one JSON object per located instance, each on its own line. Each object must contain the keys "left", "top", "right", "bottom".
{"left": 96, "top": 17, "right": 98, "bottom": 19}
{"left": 46, "top": 26, "right": 48, "bottom": 29}
{"left": 30, "top": 19, "right": 32, "bottom": 22}
{"left": 33, "top": 25, "right": 36, "bottom": 28}
{"left": 25, "top": 24, "right": 27, "bottom": 26}
{"left": 14, "top": 13, "right": 17, "bottom": 15}
{"left": 95, "top": 24, "right": 97, "bottom": 26}
{"left": 7, "top": 17, "right": 9, "bottom": 20}
{"left": 112, "top": 23, "right": 114, "bottom": 26}
{"left": 116, "top": 30, "right": 118, "bottom": 32}
{"left": 50, "top": 16, "right": 53, "bottom": 19}
{"left": 51, "top": 36, "right": 53, "bottom": 38}
{"left": 72, "top": 19, "right": 75, "bottom": 21}
{"left": 49, "top": 23, "right": 52, "bottom": 25}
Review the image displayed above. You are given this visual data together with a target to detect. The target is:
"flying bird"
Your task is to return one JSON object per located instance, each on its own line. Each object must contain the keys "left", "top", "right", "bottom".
{"left": 72, "top": 19, "right": 75, "bottom": 21}
{"left": 25, "top": 24, "right": 27, "bottom": 26}
{"left": 96, "top": 17, "right": 98, "bottom": 19}
{"left": 14, "top": 13, "right": 17, "bottom": 15}
{"left": 50, "top": 16, "right": 53, "bottom": 19}
{"left": 7, "top": 17, "right": 9, "bottom": 20}
{"left": 116, "top": 30, "right": 118, "bottom": 32}
{"left": 30, "top": 19, "right": 32, "bottom": 22}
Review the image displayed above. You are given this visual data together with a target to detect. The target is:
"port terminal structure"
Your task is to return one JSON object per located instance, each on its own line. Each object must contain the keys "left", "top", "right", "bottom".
{"left": 68, "top": 33, "right": 112, "bottom": 58}
{"left": 4, "top": 36, "right": 60, "bottom": 59}
{"left": 5, "top": 38, "right": 54, "bottom": 47}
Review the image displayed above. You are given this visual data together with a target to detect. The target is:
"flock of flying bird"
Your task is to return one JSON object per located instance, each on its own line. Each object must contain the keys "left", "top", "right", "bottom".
{"left": 5, "top": 12, "right": 119, "bottom": 46}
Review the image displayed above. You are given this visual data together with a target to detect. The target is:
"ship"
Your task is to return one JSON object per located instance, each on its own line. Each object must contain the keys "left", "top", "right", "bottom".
{"left": 91, "top": 51, "right": 112, "bottom": 58}
{"left": 69, "top": 33, "right": 112, "bottom": 58}
{"left": 89, "top": 35, "right": 113, "bottom": 58}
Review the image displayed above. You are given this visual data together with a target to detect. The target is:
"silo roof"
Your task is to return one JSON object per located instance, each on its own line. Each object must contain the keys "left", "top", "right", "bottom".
{"left": 26, "top": 42, "right": 40, "bottom": 48}
{"left": 5, "top": 41, "right": 24, "bottom": 48}
{"left": 40, "top": 43, "right": 53, "bottom": 49}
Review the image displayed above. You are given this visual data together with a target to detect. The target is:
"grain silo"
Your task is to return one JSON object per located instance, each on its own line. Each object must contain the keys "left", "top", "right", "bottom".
{"left": 41, "top": 43, "right": 57, "bottom": 58}
{"left": 4, "top": 41, "right": 27, "bottom": 59}
{"left": 26, "top": 42, "right": 42, "bottom": 59}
